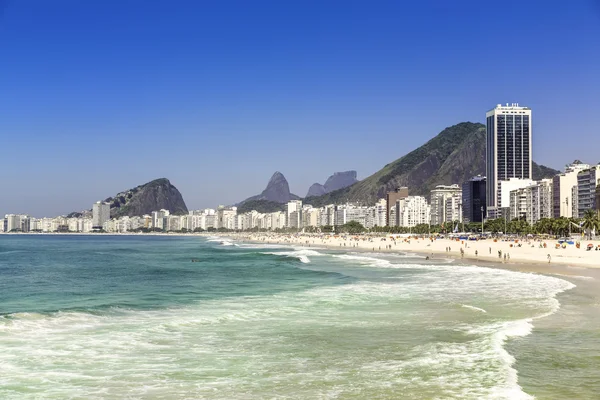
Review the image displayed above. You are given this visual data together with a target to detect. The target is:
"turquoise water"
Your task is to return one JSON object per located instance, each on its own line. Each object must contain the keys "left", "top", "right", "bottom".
{"left": 0, "top": 235, "right": 596, "bottom": 399}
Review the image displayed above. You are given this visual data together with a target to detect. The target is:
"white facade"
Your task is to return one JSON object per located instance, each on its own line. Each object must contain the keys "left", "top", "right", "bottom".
{"left": 217, "top": 207, "right": 237, "bottom": 230}
{"left": 486, "top": 103, "right": 532, "bottom": 218}
{"left": 374, "top": 199, "right": 387, "bottom": 227}
{"left": 529, "top": 179, "right": 553, "bottom": 224}
{"left": 499, "top": 178, "right": 535, "bottom": 211}
{"left": 553, "top": 162, "right": 590, "bottom": 218}
{"left": 430, "top": 185, "right": 462, "bottom": 225}
{"left": 397, "top": 196, "right": 430, "bottom": 227}
{"left": 286, "top": 200, "right": 303, "bottom": 229}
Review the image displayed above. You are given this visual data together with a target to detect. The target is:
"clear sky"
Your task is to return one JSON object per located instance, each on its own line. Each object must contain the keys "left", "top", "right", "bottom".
{"left": 1, "top": 0, "right": 599, "bottom": 217}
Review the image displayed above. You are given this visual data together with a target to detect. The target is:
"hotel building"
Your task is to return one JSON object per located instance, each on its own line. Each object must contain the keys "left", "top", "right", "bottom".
{"left": 486, "top": 103, "right": 532, "bottom": 218}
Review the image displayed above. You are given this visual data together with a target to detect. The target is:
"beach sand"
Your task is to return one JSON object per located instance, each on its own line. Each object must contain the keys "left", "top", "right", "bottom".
{"left": 220, "top": 232, "right": 600, "bottom": 281}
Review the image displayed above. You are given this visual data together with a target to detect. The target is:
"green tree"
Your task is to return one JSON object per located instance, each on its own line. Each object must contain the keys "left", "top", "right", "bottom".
{"left": 582, "top": 209, "right": 599, "bottom": 239}
{"left": 321, "top": 225, "right": 334, "bottom": 233}
{"left": 340, "top": 221, "right": 365, "bottom": 234}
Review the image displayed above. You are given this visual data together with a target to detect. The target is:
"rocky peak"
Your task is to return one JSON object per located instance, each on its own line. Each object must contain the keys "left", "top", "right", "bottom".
{"left": 305, "top": 170, "right": 358, "bottom": 197}
{"left": 239, "top": 172, "right": 300, "bottom": 204}
{"left": 70, "top": 178, "right": 188, "bottom": 218}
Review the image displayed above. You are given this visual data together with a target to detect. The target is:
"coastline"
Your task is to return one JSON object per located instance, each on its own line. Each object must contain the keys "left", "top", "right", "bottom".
{"left": 217, "top": 232, "right": 600, "bottom": 281}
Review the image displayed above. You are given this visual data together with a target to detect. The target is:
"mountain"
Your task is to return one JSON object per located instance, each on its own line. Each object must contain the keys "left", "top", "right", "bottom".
{"left": 69, "top": 178, "right": 188, "bottom": 218}
{"left": 239, "top": 172, "right": 300, "bottom": 204}
{"left": 306, "top": 171, "right": 358, "bottom": 197}
{"left": 305, "top": 122, "right": 560, "bottom": 206}
{"left": 306, "top": 183, "right": 327, "bottom": 197}
{"left": 235, "top": 199, "right": 286, "bottom": 214}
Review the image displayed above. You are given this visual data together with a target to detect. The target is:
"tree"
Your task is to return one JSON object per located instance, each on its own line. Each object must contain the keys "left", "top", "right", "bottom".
{"left": 321, "top": 225, "right": 334, "bottom": 233}
{"left": 340, "top": 221, "right": 365, "bottom": 234}
{"left": 582, "top": 209, "right": 599, "bottom": 239}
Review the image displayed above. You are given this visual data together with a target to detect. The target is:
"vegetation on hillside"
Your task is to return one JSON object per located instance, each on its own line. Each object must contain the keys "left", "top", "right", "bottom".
{"left": 305, "top": 122, "right": 560, "bottom": 207}
{"left": 235, "top": 199, "right": 286, "bottom": 214}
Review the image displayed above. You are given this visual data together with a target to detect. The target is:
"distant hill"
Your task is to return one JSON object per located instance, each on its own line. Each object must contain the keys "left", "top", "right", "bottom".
{"left": 68, "top": 178, "right": 188, "bottom": 218}
{"left": 235, "top": 199, "right": 286, "bottom": 214}
{"left": 305, "top": 122, "right": 560, "bottom": 206}
{"left": 239, "top": 172, "right": 300, "bottom": 204}
{"left": 306, "top": 171, "right": 358, "bottom": 197}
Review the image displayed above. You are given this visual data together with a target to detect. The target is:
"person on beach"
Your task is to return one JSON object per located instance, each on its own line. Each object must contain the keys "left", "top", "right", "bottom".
{"left": 475, "top": 250, "right": 478, "bottom": 257}
{"left": 489, "top": 247, "right": 491, "bottom": 254}
{"left": 547, "top": 254, "right": 551, "bottom": 263}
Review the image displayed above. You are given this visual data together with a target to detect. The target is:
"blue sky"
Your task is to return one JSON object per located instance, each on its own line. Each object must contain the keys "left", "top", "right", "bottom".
{"left": 1, "top": 0, "right": 599, "bottom": 217}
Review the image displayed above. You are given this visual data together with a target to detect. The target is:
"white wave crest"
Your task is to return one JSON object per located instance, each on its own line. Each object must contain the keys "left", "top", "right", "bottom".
{"left": 261, "top": 249, "right": 324, "bottom": 264}
{"left": 461, "top": 304, "right": 487, "bottom": 313}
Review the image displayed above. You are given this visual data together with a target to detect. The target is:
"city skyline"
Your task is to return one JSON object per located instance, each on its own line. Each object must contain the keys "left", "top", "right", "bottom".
{"left": 1, "top": 1, "right": 600, "bottom": 216}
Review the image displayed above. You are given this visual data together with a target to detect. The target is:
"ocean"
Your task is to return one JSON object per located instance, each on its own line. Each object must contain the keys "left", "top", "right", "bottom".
{"left": 0, "top": 235, "right": 598, "bottom": 399}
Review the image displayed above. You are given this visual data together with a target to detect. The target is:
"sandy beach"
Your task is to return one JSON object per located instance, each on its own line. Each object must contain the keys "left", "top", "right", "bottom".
{"left": 219, "top": 232, "right": 600, "bottom": 276}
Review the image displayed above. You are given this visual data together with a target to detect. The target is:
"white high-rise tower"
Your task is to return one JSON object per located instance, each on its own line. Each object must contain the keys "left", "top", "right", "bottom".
{"left": 486, "top": 103, "right": 532, "bottom": 218}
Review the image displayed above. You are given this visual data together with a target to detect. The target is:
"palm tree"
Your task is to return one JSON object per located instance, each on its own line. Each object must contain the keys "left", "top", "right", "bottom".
{"left": 582, "top": 210, "right": 599, "bottom": 240}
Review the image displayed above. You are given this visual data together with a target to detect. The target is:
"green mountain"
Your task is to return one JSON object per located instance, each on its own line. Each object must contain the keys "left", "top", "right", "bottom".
{"left": 305, "top": 122, "right": 559, "bottom": 206}
{"left": 68, "top": 178, "right": 188, "bottom": 218}
{"left": 235, "top": 199, "right": 286, "bottom": 214}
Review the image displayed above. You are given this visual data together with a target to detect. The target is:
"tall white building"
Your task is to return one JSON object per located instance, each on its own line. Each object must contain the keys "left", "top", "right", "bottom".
{"left": 374, "top": 199, "right": 387, "bottom": 227}
{"left": 430, "top": 185, "right": 462, "bottom": 225}
{"left": 486, "top": 103, "right": 532, "bottom": 218}
{"left": 92, "top": 202, "right": 111, "bottom": 229}
{"left": 529, "top": 179, "right": 553, "bottom": 224}
{"left": 553, "top": 162, "right": 590, "bottom": 218}
{"left": 500, "top": 178, "right": 535, "bottom": 212}
{"left": 397, "top": 196, "right": 430, "bottom": 228}
{"left": 286, "top": 200, "right": 302, "bottom": 229}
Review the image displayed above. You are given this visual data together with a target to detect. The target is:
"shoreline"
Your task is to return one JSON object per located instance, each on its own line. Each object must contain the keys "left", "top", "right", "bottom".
{"left": 217, "top": 232, "right": 600, "bottom": 282}
{"left": 4, "top": 231, "right": 600, "bottom": 280}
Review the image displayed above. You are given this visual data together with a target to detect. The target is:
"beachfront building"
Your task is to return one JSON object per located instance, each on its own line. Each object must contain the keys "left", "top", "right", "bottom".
{"left": 528, "top": 179, "right": 553, "bottom": 224}
{"left": 508, "top": 186, "right": 530, "bottom": 221}
{"left": 4, "top": 214, "right": 26, "bottom": 232}
{"left": 286, "top": 200, "right": 303, "bottom": 229}
{"left": 374, "top": 199, "right": 387, "bottom": 227}
{"left": 344, "top": 205, "right": 372, "bottom": 228}
{"left": 396, "top": 196, "right": 430, "bottom": 228}
{"left": 552, "top": 161, "right": 590, "bottom": 218}
{"left": 499, "top": 178, "right": 535, "bottom": 218}
{"left": 577, "top": 165, "right": 600, "bottom": 218}
{"left": 386, "top": 187, "right": 408, "bottom": 226}
{"left": 486, "top": 103, "right": 532, "bottom": 218}
{"left": 430, "top": 185, "right": 461, "bottom": 225}
{"left": 596, "top": 179, "right": 600, "bottom": 217}
{"left": 462, "top": 176, "right": 486, "bottom": 223}
{"left": 92, "top": 201, "right": 111, "bottom": 229}
{"left": 302, "top": 206, "right": 320, "bottom": 228}
{"left": 217, "top": 206, "right": 237, "bottom": 230}
{"left": 150, "top": 209, "right": 170, "bottom": 230}
{"left": 318, "top": 205, "right": 336, "bottom": 227}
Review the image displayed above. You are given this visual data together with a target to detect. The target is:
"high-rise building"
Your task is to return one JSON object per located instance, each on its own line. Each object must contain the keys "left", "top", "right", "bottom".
{"left": 528, "top": 179, "right": 553, "bottom": 224}
{"left": 462, "top": 176, "right": 486, "bottom": 223}
{"left": 396, "top": 196, "right": 430, "bottom": 227}
{"left": 429, "top": 185, "right": 462, "bottom": 225}
{"left": 486, "top": 103, "right": 532, "bottom": 218}
{"left": 92, "top": 202, "right": 111, "bottom": 229}
{"left": 286, "top": 200, "right": 303, "bottom": 229}
{"left": 577, "top": 165, "right": 600, "bottom": 218}
{"left": 386, "top": 187, "right": 408, "bottom": 226}
{"left": 552, "top": 161, "right": 590, "bottom": 218}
